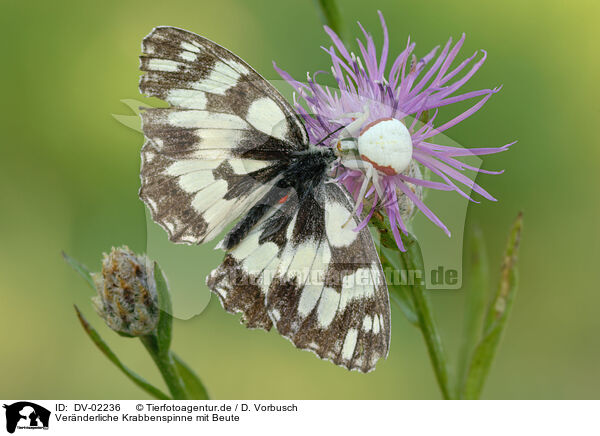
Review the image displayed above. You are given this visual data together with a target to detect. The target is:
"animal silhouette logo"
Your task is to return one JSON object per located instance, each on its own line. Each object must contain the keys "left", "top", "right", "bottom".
{"left": 3, "top": 402, "right": 50, "bottom": 433}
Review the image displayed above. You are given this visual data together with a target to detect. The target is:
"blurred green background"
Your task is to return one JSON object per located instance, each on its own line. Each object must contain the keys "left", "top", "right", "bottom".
{"left": 1, "top": 0, "right": 598, "bottom": 399}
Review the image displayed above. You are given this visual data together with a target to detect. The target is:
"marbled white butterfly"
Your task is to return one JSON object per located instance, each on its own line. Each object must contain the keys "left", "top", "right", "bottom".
{"left": 138, "top": 27, "right": 390, "bottom": 372}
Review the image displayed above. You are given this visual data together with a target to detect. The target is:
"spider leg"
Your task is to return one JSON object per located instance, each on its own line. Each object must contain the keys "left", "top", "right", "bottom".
{"left": 334, "top": 104, "right": 370, "bottom": 137}
{"left": 371, "top": 170, "right": 386, "bottom": 204}
{"left": 341, "top": 159, "right": 375, "bottom": 227}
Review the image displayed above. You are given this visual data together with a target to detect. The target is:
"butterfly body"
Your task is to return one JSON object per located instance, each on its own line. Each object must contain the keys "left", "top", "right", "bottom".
{"left": 222, "top": 146, "right": 336, "bottom": 250}
{"left": 139, "top": 27, "right": 391, "bottom": 372}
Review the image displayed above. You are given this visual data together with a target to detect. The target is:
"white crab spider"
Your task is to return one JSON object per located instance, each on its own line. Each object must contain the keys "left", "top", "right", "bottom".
{"left": 333, "top": 108, "right": 414, "bottom": 226}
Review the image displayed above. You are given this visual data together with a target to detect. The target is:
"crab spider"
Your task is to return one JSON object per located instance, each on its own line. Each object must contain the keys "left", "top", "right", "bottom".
{"left": 333, "top": 111, "right": 414, "bottom": 226}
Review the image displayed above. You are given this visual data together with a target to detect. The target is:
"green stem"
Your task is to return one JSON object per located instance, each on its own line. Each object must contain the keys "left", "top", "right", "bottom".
{"left": 312, "top": 0, "right": 346, "bottom": 42}
{"left": 372, "top": 214, "right": 453, "bottom": 399}
{"left": 408, "top": 275, "right": 452, "bottom": 400}
{"left": 141, "top": 335, "right": 188, "bottom": 400}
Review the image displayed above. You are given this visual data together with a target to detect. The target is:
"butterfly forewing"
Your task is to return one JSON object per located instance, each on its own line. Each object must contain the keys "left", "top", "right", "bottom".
{"left": 139, "top": 27, "right": 308, "bottom": 244}
{"left": 140, "top": 26, "right": 308, "bottom": 149}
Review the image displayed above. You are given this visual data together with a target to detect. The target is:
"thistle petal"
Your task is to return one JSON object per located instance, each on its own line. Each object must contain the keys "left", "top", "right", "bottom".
{"left": 274, "top": 12, "right": 512, "bottom": 251}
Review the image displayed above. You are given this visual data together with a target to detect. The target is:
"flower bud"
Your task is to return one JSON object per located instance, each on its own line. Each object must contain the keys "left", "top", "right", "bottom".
{"left": 92, "top": 246, "right": 159, "bottom": 336}
{"left": 395, "top": 161, "right": 423, "bottom": 223}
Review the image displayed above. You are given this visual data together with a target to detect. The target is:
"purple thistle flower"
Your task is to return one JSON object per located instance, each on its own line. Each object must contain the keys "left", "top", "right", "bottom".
{"left": 274, "top": 11, "right": 514, "bottom": 251}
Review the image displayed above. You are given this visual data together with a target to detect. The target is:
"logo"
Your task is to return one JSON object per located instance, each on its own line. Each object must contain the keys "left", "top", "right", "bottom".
{"left": 3, "top": 402, "right": 50, "bottom": 433}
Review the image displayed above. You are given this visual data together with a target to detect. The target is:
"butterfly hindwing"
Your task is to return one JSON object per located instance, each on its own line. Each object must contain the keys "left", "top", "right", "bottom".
{"left": 139, "top": 27, "right": 308, "bottom": 244}
{"left": 267, "top": 183, "right": 391, "bottom": 372}
{"left": 207, "top": 182, "right": 390, "bottom": 373}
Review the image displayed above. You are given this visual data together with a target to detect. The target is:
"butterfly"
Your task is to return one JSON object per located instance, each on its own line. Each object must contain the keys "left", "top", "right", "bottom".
{"left": 138, "top": 27, "right": 390, "bottom": 372}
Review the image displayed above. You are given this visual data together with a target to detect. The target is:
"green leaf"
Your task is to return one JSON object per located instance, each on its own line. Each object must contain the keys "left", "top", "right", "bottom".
{"left": 62, "top": 251, "right": 96, "bottom": 290}
{"left": 371, "top": 217, "right": 418, "bottom": 325}
{"left": 173, "top": 353, "right": 210, "bottom": 400}
{"left": 312, "top": 0, "right": 345, "bottom": 41}
{"left": 140, "top": 336, "right": 188, "bottom": 400}
{"left": 389, "top": 288, "right": 419, "bottom": 326}
{"left": 74, "top": 305, "right": 170, "bottom": 400}
{"left": 463, "top": 213, "right": 523, "bottom": 399}
{"left": 153, "top": 262, "right": 172, "bottom": 355}
{"left": 111, "top": 99, "right": 148, "bottom": 133}
{"left": 380, "top": 246, "right": 418, "bottom": 326}
{"left": 456, "top": 225, "right": 490, "bottom": 397}
{"left": 370, "top": 215, "right": 418, "bottom": 326}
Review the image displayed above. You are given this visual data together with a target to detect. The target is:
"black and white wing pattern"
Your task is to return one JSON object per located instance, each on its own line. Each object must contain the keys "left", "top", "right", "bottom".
{"left": 207, "top": 181, "right": 390, "bottom": 373}
{"left": 139, "top": 26, "right": 308, "bottom": 244}
{"left": 138, "top": 26, "right": 391, "bottom": 373}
